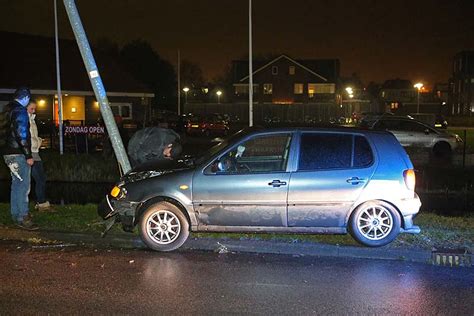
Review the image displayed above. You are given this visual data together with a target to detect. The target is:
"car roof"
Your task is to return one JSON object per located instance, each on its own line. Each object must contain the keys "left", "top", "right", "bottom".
{"left": 238, "top": 126, "right": 392, "bottom": 137}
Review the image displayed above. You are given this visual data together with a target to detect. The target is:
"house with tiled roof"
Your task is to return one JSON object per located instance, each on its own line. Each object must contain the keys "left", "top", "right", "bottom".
{"left": 231, "top": 54, "right": 340, "bottom": 104}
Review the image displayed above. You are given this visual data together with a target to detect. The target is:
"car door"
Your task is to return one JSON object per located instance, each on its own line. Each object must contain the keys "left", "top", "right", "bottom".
{"left": 399, "top": 121, "right": 435, "bottom": 148}
{"left": 193, "top": 132, "right": 293, "bottom": 227}
{"left": 287, "top": 132, "right": 376, "bottom": 227}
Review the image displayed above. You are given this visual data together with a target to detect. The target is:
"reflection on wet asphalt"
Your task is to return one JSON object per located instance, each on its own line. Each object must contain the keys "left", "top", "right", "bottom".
{"left": 0, "top": 241, "right": 472, "bottom": 314}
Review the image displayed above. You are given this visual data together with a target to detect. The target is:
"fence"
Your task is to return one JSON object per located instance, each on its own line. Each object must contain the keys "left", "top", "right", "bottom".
{"left": 183, "top": 102, "right": 373, "bottom": 124}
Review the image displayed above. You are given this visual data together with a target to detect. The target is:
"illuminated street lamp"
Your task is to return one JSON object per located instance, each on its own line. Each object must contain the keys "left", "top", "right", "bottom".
{"left": 345, "top": 87, "right": 354, "bottom": 119}
{"left": 216, "top": 90, "right": 222, "bottom": 104}
{"left": 182, "top": 87, "right": 190, "bottom": 109}
{"left": 414, "top": 82, "right": 423, "bottom": 113}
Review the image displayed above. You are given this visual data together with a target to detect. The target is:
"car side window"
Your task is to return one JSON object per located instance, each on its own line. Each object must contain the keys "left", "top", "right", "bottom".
{"left": 400, "top": 121, "right": 429, "bottom": 133}
{"left": 299, "top": 133, "right": 373, "bottom": 170}
{"left": 354, "top": 136, "right": 373, "bottom": 167}
{"left": 206, "top": 134, "right": 292, "bottom": 174}
{"left": 375, "top": 120, "right": 401, "bottom": 130}
{"left": 299, "top": 133, "right": 352, "bottom": 170}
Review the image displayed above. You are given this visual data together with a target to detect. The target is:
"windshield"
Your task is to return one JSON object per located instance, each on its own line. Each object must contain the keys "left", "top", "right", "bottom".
{"left": 194, "top": 129, "right": 248, "bottom": 165}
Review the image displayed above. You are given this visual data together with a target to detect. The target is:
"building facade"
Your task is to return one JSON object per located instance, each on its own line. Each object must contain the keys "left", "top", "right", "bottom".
{"left": 231, "top": 55, "right": 340, "bottom": 104}
{"left": 450, "top": 51, "right": 474, "bottom": 116}
{"left": 0, "top": 31, "right": 154, "bottom": 126}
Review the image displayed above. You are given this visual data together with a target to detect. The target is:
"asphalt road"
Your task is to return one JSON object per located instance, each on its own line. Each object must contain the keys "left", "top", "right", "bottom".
{"left": 0, "top": 241, "right": 472, "bottom": 315}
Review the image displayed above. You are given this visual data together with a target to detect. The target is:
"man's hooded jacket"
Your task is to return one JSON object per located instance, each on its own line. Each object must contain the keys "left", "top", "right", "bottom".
{"left": 0, "top": 100, "right": 32, "bottom": 159}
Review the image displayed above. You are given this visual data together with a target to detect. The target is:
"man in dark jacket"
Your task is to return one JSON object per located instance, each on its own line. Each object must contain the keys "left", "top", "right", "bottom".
{"left": 1, "top": 87, "right": 37, "bottom": 230}
{"left": 127, "top": 127, "right": 182, "bottom": 167}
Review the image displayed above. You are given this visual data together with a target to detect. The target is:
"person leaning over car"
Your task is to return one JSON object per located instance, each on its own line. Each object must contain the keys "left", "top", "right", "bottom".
{"left": 127, "top": 127, "right": 183, "bottom": 167}
{"left": 0, "top": 87, "right": 38, "bottom": 230}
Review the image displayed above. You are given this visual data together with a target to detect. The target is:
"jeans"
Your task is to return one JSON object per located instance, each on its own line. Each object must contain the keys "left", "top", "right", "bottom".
{"left": 3, "top": 155, "right": 31, "bottom": 223}
{"left": 31, "top": 160, "right": 47, "bottom": 203}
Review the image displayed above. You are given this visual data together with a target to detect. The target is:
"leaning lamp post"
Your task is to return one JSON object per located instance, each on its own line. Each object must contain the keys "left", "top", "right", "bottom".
{"left": 63, "top": 0, "right": 131, "bottom": 173}
{"left": 414, "top": 82, "right": 423, "bottom": 114}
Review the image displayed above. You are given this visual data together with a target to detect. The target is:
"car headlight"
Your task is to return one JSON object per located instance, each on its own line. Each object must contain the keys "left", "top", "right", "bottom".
{"left": 110, "top": 186, "right": 127, "bottom": 199}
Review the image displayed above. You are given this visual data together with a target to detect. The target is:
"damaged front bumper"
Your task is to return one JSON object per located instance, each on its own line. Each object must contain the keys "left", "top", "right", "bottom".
{"left": 98, "top": 195, "right": 140, "bottom": 236}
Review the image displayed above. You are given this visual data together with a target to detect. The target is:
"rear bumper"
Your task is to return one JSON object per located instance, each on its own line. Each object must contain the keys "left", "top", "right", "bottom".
{"left": 398, "top": 193, "right": 422, "bottom": 233}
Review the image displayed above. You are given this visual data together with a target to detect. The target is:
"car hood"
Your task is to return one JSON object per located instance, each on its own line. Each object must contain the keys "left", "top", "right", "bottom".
{"left": 121, "top": 159, "right": 194, "bottom": 184}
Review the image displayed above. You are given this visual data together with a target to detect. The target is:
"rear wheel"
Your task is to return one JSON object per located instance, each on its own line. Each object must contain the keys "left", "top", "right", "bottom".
{"left": 139, "top": 201, "right": 189, "bottom": 252}
{"left": 349, "top": 201, "right": 401, "bottom": 247}
{"left": 433, "top": 141, "right": 451, "bottom": 157}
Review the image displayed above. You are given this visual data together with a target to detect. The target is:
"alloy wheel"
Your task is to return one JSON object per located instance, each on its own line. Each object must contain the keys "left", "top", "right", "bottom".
{"left": 146, "top": 210, "right": 181, "bottom": 245}
{"left": 356, "top": 206, "right": 393, "bottom": 241}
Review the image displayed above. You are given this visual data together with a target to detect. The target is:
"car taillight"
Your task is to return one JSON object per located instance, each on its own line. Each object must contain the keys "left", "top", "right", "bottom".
{"left": 403, "top": 169, "right": 416, "bottom": 191}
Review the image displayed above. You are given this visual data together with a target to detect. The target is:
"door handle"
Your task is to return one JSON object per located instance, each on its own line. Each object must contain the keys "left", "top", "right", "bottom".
{"left": 268, "top": 180, "right": 287, "bottom": 187}
{"left": 346, "top": 177, "right": 366, "bottom": 185}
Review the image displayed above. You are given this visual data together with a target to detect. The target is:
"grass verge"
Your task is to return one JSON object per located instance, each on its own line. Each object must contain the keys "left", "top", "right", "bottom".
{"left": 0, "top": 203, "right": 472, "bottom": 250}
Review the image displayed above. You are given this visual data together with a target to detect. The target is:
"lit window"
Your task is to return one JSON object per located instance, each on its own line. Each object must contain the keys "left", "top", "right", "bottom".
{"left": 263, "top": 83, "right": 273, "bottom": 95}
{"left": 308, "top": 83, "right": 316, "bottom": 98}
{"left": 272, "top": 66, "right": 278, "bottom": 75}
{"left": 289, "top": 66, "right": 295, "bottom": 75}
{"left": 294, "top": 83, "right": 304, "bottom": 94}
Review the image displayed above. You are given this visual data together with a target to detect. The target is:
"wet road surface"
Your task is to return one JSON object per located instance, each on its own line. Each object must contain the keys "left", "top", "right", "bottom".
{"left": 0, "top": 241, "right": 472, "bottom": 315}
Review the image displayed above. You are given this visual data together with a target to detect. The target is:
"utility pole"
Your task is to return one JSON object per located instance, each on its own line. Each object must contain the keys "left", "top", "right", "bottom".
{"left": 177, "top": 49, "right": 181, "bottom": 116}
{"left": 62, "top": 0, "right": 131, "bottom": 173}
{"left": 248, "top": 0, "right": 253, "bottom": 127}
{"left": 54, "top": 0, "right": 64, "bottom": 155}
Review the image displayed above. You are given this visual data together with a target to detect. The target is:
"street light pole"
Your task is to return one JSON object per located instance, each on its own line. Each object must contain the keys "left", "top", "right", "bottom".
{"left": 417, "top": 89, "right": 420, "bottom": 113}
{"left": 248, "top": 0, "right": 253, "bottom": 127}
{"left": 54, "top": 0, "right": 64, "bottom": 155}
{"left": 182, "top": 87, "right": 189, "bottom": 110}
{"left": 414, "top": 82, "right": 423, "bottom": 114}
{"left": 63, "top": 0, "right": 131, "bottom": 173}
{"left": 177, "top": 49, "right": 181, "bottom": 116}
{"left": 216, "top": 90, "right": 222, "bottom": 104}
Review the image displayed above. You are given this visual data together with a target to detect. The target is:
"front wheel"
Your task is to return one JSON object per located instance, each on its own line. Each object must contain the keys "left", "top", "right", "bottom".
{"left": 139, "top": 201, "right": 189, "bottom": 252}
{"left": 349, "top": 201, "right": 401, "bottom": 247}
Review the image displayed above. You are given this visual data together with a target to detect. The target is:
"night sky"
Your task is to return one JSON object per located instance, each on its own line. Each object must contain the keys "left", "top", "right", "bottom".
{"left": 1, "top": 0, "right": 473, "bottom": 87}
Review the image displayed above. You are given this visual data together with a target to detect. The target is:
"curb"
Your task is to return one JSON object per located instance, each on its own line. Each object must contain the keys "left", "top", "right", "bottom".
{"left": 0, "top": 227, "right": 457, "bottom": 265}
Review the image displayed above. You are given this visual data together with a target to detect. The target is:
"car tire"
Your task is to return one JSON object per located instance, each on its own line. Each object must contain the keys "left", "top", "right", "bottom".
{"left": 348, "top": 200, "right": 401, "bottom": 247}
{"left": 139, "top": 201, "right": 189, "bottom": 252}
{"left": 433, "top": 141, "right": 451, "bottom": 157}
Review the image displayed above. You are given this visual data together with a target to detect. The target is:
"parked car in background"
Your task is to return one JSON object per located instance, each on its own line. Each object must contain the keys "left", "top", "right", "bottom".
{"left": 149, "top": 110, "right": 178, "bottom": 130}
{"left": 358, "top": 112, "right": 394, "bottom": 128}
{"left": 367, "top": 116, "right": 462, "bottom": 156}
{"left": 99, "top": 127, "right": 421, "bottom": 252}
{"left": 186, "top": 113, "right": 229, "bottom": 136}
{"left": 409, "top": 113, "right": 448, "bottom": 129}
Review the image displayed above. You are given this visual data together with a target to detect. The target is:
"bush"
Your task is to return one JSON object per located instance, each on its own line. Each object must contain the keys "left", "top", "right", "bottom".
{"left": 0, "top": 151, "right": 120, "bottom": 183}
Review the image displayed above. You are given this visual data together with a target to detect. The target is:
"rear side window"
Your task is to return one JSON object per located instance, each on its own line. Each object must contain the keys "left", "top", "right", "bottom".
{"left": 299, "top": 133, "right": 373, "bottom": 170}
{"left": 299, "top": 134, "right": 352, "bottom": 170}
{"left": 354, "top": 136, "right": 373, "bottom": 167}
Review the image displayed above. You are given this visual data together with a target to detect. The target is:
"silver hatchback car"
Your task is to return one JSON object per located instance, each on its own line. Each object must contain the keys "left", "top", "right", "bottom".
{"left": 369, "top": 117, "right": 462, "bottom": 155}
{"left": 99, "top": 128, "right": 421, "bottom": 251}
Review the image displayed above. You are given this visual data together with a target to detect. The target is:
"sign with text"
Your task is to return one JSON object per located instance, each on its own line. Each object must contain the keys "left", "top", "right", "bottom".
{"left": 64, "top": 126, "right": 105, "bottom": 135}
